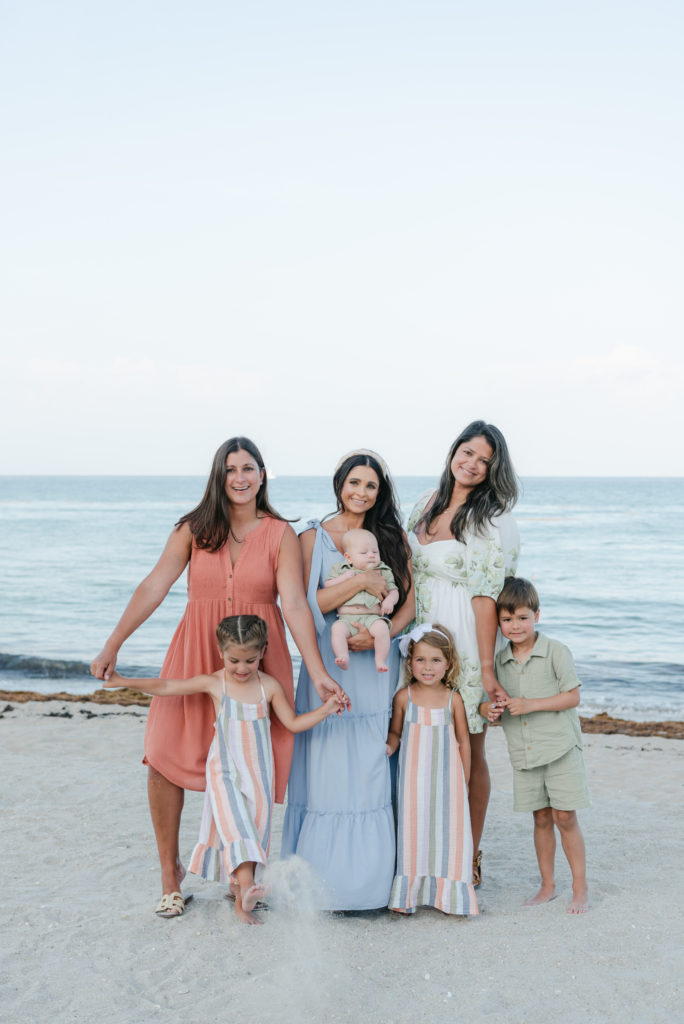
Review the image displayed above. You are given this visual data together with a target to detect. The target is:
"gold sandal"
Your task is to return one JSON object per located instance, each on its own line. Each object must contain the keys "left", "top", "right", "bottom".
{"left": 154, "top": 891, "right": 193, "bottom": 918}
{"left": 472, "top": 850, "right": 482, "bottom": 888}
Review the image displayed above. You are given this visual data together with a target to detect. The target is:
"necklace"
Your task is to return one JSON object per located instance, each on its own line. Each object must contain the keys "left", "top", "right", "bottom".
{"left": 229, "top": 526, "right": 246, "bottom": 544}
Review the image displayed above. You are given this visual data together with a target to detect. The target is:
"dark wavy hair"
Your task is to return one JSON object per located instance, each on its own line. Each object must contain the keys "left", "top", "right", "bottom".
{"left": 418, "top": 421, "right": 518, "bottom": 542}
{"left": 329, "top": 453, "right": 411, "bottom": 609}
{"left": 176, "top": 437, "right": 285, "bottom": 552}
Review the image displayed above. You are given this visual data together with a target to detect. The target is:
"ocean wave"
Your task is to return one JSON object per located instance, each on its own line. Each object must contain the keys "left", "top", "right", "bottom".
{"left": 0, "top": 652, "right": 158, "bottom": 679}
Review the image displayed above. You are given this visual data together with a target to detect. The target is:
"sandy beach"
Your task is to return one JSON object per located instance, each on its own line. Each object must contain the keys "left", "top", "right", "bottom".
{"left": 2, "top": 698, "right": 682, "bottom": 1024}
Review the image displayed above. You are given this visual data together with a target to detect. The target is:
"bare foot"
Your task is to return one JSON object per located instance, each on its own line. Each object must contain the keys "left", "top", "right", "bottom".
{"left": 523, "top": 884, "right": 557, "bottom": 907}
{"left": 234, "top": 895, "right": 263, "bottom": 926}
{"left": 376, "top": 663, "right": 389, "bottom": 673}
{"left": 242, "top": 884, "right": 266, "bottom": 914}
{"left": 334, "top": 655, "right": 349, "bottom": 670}
{"left": 567, "top": 888, "right": 589, "bottom": 914}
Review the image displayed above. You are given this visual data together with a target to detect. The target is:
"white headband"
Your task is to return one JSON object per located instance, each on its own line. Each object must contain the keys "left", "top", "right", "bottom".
{"left": 398, "top": 623, "right": 451, "bottom": 658}
{"left": 334, "top": 448, "right": 390, "bottom": 480}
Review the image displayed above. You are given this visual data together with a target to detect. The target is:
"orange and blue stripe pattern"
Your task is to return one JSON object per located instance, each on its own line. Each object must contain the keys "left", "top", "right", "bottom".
{"left": 389, "top": 690, "right": 478, "bottom": 915}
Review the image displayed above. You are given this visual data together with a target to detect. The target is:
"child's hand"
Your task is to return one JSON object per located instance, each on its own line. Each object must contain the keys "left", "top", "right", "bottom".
{"left": 102, "top": 670, "right": 125, "bottom": 689}
{"left": 323, "top": 694, "right": 346, "bottom": 717}
{"left": 506, "top": 697, "right": 528, "bottom": 717}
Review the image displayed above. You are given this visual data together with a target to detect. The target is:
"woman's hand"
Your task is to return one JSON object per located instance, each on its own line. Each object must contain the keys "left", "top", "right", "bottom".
{"left": 358, "top": 569, "right": 389, "bottom": 601}
{"left": 481, "top": 665, "right": 508, "bottom": 703}
{"left": 347, "top": 624, "right": 375, "bottom": 651}
{"left": 311, "top": 671, "right": 351, "bottom": 711}
{"left": 91, "top": 643, "right": 119, "bottom": 681}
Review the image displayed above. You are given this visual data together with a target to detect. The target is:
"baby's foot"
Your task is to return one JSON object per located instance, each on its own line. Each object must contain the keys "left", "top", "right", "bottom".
{"left": 375, "top": 662, "right": 389, "bottom": 673}
{"left": 523, "top": 884, "right": 556, "bottom": 907}
{"left": 334, "top": 655, "right": 349, "bottom": 670}
{"left": 567, "top": 887, "right": 589, "bottom": 914}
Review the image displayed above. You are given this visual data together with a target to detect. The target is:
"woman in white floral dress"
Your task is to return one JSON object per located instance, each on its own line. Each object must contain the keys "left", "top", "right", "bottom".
{"left": 408, "top": 421, "right": 519, "bottom": 886}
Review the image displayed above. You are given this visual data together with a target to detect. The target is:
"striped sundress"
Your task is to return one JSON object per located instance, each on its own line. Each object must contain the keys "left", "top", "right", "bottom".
{"left": 188, "top": 674, "right": 274, "bottom": 885}
{"left": 389, "top": 688, "right": 479, "bottom": 915}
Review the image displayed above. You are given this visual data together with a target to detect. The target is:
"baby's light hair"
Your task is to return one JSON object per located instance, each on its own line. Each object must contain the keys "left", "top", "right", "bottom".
{"left": 216, "top": 614, "right": 268, "bottom": 653}
{"left": 403, "top": 623, "right": 459, "bottom": 689}
{"left": 342, "top": 527, "right": 378, "bottom": 552}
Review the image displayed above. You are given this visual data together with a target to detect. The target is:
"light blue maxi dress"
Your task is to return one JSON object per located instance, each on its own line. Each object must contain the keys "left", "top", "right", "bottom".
{"left": 280, "top": 520, "right": 398, "bottom": 910}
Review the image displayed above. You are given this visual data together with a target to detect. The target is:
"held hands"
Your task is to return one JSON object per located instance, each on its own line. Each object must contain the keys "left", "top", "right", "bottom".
{"left": 482, "top": 666, "right": 509, "bottom": 705}
{"left": 481, "top": 696, "right": 507, "bottom": 723}
{"left": 101, "top": 670, "right": 125, "bottom": 690}
{"left": 90, "top": 644, "right": 119, "bottom": 681}
{"left": 313, "top": 672, "right": 351, "bottom": 712}
{"left": 322, "top": 693, "right": 347, "bottom": 717}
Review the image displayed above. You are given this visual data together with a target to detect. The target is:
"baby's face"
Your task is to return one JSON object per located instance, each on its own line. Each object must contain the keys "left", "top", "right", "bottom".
{"left": 345, "top": 536, "right": 381, "bottom": 570}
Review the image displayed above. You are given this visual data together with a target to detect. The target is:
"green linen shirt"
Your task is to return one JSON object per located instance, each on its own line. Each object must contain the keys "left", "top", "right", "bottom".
{"left": 326, "top": 561, "right": 396, "bottom": 610}
{"left": 495, "top": 632, "right": 582, "bottom": 770}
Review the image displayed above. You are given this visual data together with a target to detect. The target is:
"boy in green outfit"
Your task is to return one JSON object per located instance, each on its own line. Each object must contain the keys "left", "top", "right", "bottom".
{"left": 480, "top": 577, "right": 589, "bottom": 914}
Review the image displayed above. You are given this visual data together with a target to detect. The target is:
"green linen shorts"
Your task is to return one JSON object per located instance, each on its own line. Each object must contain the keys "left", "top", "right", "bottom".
{"left": 337, "top": 612, "right": 392, "bottom": 637}
{"left": 513, "top": 746, "right": 589, "bottom": 812}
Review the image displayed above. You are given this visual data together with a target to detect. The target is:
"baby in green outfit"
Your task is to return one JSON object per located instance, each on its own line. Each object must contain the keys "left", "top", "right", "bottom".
{"left": 325, "top": 528, "right": 399, "bottom": 673}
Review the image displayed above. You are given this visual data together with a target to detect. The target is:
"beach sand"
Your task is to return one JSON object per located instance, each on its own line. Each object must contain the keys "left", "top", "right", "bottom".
{"left": 2, "top": 699, "right": 682, "bottom": 1024}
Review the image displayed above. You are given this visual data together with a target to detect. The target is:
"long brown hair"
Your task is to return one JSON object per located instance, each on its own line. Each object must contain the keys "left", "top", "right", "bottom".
{"left": 330, "top": 453, "right": 411, "bottom": 608}
{"left": 176, "top": 437, "right": 285, "bottom": 552}
{"left": 418, "top": 421, "right": 518, "bottom": 542}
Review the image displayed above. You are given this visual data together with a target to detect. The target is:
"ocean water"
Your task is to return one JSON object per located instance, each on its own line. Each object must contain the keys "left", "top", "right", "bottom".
{"left": 0, "top": 475, "right": 682, "bottom": 721}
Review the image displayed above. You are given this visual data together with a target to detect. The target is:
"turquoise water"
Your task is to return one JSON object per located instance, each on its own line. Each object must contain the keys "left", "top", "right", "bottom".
{"left": 0, "top": 475, "right": 682, "bottom": 721}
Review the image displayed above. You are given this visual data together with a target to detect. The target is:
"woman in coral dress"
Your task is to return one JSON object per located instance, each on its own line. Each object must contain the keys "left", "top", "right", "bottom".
{"left": 91, "top": 437, "right": 344, "bottom": 917}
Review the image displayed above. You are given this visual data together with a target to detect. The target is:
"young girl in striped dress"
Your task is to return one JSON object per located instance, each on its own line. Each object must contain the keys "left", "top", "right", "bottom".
{"left": 386, "top": 623, "right": 479, "bottom": 916}
{"left": 104, "top": 614, "right": 342, "bottom": 925}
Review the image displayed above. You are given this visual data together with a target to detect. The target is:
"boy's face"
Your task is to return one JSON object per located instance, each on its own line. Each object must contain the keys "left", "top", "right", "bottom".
{"left": 344, "top": 535, "right": 381, "bottom": 570}
{"left": 498, "top": 605, "right": 539, "bottom": 646}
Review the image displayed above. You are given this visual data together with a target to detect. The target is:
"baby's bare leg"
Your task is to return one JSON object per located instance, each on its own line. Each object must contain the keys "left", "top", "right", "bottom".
{"left": 552, "top": 809, "right": 588, "bottom": 914}
{"left": 331, "top": 620, "right": 352, "bottom": 670}
{"left": 233, "top": 861, "right": 265, "bottom": 925}
{"left": 369, "top": 619, "right": 391, "bottom": 672}
{"left": 524, "top": 806, "right": 557, "bottom": 906}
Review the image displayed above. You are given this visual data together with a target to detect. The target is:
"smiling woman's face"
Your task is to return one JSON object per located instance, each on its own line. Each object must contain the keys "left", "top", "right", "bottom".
{"left": 450, "top": 435, "right": 493, "bottom": 490}
{"left": 339, "top": 464, "right": 380, "bottom": 516}
{"left": 224, "top": 449, "right": 264, "bottom": 505}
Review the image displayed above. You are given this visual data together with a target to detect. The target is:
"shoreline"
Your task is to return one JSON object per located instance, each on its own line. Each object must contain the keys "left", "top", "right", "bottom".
{"left": 1, "top": 688, "right": 683, "bottom": 739}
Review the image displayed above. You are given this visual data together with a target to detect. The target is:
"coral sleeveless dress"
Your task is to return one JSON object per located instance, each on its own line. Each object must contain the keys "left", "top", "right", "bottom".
{"left": 189, "top": 675, "right": 273, "bottom": 884}
{"left": 143, "top": 516, "right": 293, "bottom": 803}
{"left": 389, "top": 688, "right": 478, "bottom": 915}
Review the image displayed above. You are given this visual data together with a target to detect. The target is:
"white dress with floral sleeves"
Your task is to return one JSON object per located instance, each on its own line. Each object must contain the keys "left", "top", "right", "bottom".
{"left": 408, "top": 492, "right": 519, "bottom": 734}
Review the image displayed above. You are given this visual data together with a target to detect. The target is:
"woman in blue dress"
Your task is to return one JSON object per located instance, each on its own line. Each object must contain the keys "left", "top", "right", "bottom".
{"left": 281, "top": 449, "right": 414, "bottom": 910}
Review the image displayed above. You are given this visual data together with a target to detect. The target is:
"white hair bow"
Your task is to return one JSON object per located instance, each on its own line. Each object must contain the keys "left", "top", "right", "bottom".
{"left": 398, "top": 623, "right": 450, "bottom": 658}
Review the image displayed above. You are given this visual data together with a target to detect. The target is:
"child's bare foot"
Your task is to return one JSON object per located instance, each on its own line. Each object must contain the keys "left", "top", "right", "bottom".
{"left": 567, "top": 887, "right": 589, "bottom": 914}
{"left": 334, "top": 655, "right": 349, "bottom": 670}
{"left": 242, "top": 884, "right": 266, "bottom": 914}
{"left": 523, "top": 884, "right": 557, "bottom": 907}
{"left": 235, "top": 886, "right": 265, "bottom": 925}
{"left": 376, "top": 662, "right": 388, "bottom": 673}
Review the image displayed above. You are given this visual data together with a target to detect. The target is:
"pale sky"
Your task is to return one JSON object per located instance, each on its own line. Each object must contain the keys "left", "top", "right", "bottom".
{"left": 2, "top": 0, "right": 682, "bottom": 477}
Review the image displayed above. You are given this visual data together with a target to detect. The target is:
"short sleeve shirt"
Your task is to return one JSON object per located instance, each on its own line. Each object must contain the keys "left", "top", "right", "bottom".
{"left": 495, "top": 632, "right": 582, "bottom": 770}
{"left": 326, "top": 561, "right": 396, "bottom": 610}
